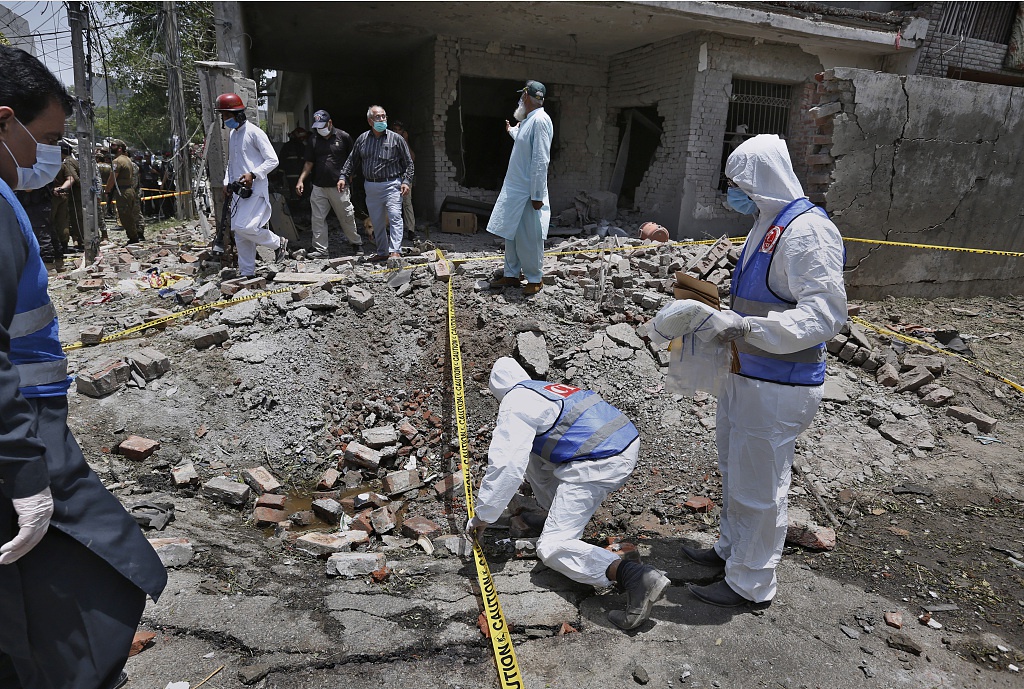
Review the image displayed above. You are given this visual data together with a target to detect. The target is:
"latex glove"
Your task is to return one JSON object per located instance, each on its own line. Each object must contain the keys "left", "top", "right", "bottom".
{"left": 648, "top": 299, "right": 718, "bottom": 345}
{"left": 465, "top": 516, "right": 489, "bottom": 540}
{"left": 0, "top": 487, "right": 54, "bottom": 565}
{"left": 697, "top": 309, "right": 751, "bottom": 344}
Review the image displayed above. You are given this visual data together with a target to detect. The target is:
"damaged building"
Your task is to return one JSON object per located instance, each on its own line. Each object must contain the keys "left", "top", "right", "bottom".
{"left": 214, "top": 1, "right": 1024, "bottom": 298}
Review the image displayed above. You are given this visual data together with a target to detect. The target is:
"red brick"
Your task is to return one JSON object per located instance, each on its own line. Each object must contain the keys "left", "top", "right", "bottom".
{"left": 401, "top": 515, "right": 441, "bottom": 540}
{"left": 317, "top": 468, "right": 341, "bottom": 490}
{"left": 118, "top": 435, "right": 160, "bottom": 461}
{"left": 684, "top": 496, "right": 715, "bottom": 513}
{"left": 256, "top": 493, "right": 287, "bottom": 509}
{"left": 129, "top": 630, "right": 156, "bottom": 657}
{"left": 253, "top": 506, "right": 289, "bottom": 527}
{"left": 242, "top": 466, "right": 282, "bottom": 494}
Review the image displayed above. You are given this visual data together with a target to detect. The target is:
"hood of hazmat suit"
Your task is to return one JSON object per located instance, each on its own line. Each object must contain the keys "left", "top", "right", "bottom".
{"left": 488, "top": 357, "right": 531, "bottom": 400}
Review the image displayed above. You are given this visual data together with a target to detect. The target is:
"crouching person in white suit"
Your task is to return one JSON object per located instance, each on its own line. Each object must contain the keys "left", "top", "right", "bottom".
{"left": 467, "top": 357, "right": 670, "bottom": 630}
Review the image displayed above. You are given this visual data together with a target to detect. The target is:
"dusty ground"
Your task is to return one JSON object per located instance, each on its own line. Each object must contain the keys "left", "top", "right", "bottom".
{"left": 48, "top": 218, "right": 1023, "bottom": 688}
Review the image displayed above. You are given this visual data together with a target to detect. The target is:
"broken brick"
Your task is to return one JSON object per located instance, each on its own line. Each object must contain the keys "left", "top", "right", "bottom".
{"left": 127, "top": 347, "right": 170, "bottom": 381}
{"left": 256, "top": 493, "right": 287, "bottom": 510}
{"left": 433, "top": 471, "right": 466, "bottom": 498}
{"left": 253, "top": 506, "right": 290, "bottom": 527}
{"left": 325, "top": 551, "right": 385, "bottom": 578}
{"left": 147, "top": 537, "right": 193, "bottom": 568}
{"left": 296, "top": 532, "right": 356, "bottom": 558}
{"left": 401, "top": 515, "right": 441, "bottom": 540}
{"left": 170, "top": 462, "right": 199, "bottom": 486}
{"left": 383, "top": 469, "right": 421, "bottom": 495}
{"left": 242, "top": 466, "right": 282, "bottom": 494}
{"left": 946, "top": 405, "right": 997, "bottom": 433}
{"left": 370, "top": 506, "right": 396, "bottom": 534}
{"left": 201, "top": 476, "right": 250, "bottom": 506}
{"left": 684, "top": 496, "right": 715, "bottom": 513}
{"left": 317, "top": 467, "right": 341, "bottom": 490}
{"left": 79, "top": 325, "right": 105, "bottom": 345}
{"left": 896, "top": 366, "right": 935, "bottom": 394}
{"left": 128, "top": 630, "right": 156, "bottom": 657}
{"left": 884, "top": 611, "right": 903, "bottom": 629}
{"left": 118, "top": 435, "right": 160, "bottom": 461}
{"left": 344, "top": 441, "right": 381, "bottom": 470}
{"left": 312, "top": 498, "right": 344, "bottom": 524}
{"left": 76, "top": 358, "right": 130, "bottom": 397}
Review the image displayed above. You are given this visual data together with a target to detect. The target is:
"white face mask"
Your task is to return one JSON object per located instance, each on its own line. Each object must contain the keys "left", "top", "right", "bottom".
{"left": 316, "top": 126, "right": 331, "bottom": 137}
{"left": 3, "top": 118, "right": 63, "bottom": 190}
{"left": 513, "top": 98, "right": 527, "bottom": 122}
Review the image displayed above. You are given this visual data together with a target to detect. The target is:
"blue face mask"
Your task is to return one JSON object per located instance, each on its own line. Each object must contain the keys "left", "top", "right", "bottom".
{"left": 727, "top": 186, "right": 757, "bottom": 215}
{"left": 224, "top": 117, "right": 241, "bottom": 129}
{"left": 373, "top": 121, "right": 387, "bottom": 133}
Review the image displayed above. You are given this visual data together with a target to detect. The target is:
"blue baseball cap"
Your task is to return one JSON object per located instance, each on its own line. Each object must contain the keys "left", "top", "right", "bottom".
{"left": 518, "top": 80, "right": 546, "bottom": 100}
{"left": 312, "top": 110, "right": 331, "bottom": 129}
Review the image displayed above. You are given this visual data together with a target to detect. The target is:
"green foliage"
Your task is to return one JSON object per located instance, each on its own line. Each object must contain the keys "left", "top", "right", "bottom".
{"left": 96, "top": 1, "right": 215, "bottom": 153}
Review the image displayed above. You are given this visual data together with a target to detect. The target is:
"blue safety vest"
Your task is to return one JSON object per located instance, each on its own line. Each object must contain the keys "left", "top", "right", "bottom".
{"left": 514, "top": 380, "right": 639, "bottom": 463}
{"left": 0, "top": 178, "right": 71, "bottom": 397}
{"left": 731, "top": 198, "right": 830, "bottom": 387}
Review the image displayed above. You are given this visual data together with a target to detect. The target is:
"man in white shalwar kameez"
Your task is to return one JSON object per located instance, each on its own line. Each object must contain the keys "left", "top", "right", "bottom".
{"left": 486, "top": 80, "right": 553, "bottom": 295}
{"left": 215, "top": 92, "right": 288, "bottom": 278}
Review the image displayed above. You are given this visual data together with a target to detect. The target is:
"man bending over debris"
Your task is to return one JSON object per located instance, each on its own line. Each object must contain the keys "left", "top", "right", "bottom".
{"left": 0, "top": 45, "right": 167, "bottom": 689}
{"left": 467, "top": 357, "right": 670, "bottom": 630}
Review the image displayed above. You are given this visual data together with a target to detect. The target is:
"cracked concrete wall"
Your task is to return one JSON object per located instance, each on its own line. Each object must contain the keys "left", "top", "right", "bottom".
{"left": 821, "top": 68, "right": 1024, "bottom": 299}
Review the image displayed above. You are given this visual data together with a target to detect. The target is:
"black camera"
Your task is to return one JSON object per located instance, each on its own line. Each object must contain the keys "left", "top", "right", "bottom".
{"left": 228, "top": 179, "right": 253, "bottom": 199}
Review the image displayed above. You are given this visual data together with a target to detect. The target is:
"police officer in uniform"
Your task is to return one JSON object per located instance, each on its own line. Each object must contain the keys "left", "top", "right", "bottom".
{"left": 51, "top": 141, "right": 84, "bottom": 252}
{"left": 104, "top": 139, "right": 142, "bottom": 243}
{"left": 0, "top": 44, "right": 167, "bottom": 689}
{"left": 467, "top": 357, "right": 671, "bottom": 630}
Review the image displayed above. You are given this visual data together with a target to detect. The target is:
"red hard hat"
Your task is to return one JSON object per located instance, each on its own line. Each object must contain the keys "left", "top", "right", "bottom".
{"left": 215, "top": 92, "right": 245, "bottom": 112}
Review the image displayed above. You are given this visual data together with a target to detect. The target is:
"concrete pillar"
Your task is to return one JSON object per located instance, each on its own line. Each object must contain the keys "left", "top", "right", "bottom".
{"left": 213, "top": 1, "right": 250, "bottom": 77}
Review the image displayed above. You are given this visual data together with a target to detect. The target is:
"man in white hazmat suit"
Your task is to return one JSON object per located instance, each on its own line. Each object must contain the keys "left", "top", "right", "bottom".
{"left": 486, "top": 81, "right": 552, "bottom": 295}
{"left": 466, "top": 357, "right": 671, "bottom": 630}
{"left": 647, "top": 134, "right": 846, "bottom": 607}
{"left": 215, "top": 92, "right": 288, "bottom": 278}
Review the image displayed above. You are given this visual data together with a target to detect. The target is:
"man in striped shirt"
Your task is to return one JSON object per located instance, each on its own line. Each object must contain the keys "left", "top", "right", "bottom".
{"left": 337, "top": 105, "right": 414, "bottom": 263}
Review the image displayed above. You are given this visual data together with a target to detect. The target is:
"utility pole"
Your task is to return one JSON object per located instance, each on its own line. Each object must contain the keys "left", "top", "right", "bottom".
{"left": 67, "top": 2, "right": 100, "bottom": 263}
{"left": 163, "top": 1, "right": 194, "bottom": 220}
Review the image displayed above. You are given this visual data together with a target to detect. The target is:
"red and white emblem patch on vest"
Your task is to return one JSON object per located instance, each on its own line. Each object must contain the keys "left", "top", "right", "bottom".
{"left": 760, "top": 226, "right": 782, "bottom": 253}
{"left": 544, "top": 383, "right": 580, "bottom": 398}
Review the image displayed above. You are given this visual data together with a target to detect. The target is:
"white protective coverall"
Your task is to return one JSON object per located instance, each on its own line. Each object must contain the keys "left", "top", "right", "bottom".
{"left": 223, "top": 120, "right": 282, "bottom": 276}
{"left": 485, "top": 109, "right": 553, "bottom": 284}
{"left": 651, "top": 135, "right": 846, "bottom": 602}
{"left": 475, "top": 358, "right": 639, "bottom": 588}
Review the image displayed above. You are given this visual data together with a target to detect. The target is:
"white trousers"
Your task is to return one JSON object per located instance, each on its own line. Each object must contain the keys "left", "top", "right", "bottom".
{"left": 502, "top": 201, "right": 545, "bottom": 283}
{"left": 528, "top": 440, "right": 639, "bottom": 588}
{"left": 364, "top": 179, "right": 403, "bottom": 255}
{"left": 232, "top": 224, "right": 281, "bottom": 277}
{"left": 310, "top": 185, "right": 362, "bottom": 252}
{"left": 715, "top": 374, "right": 822, "bottom": 602}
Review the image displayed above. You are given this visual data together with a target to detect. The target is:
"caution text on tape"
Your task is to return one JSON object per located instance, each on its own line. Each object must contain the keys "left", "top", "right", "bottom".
{"left": 441, "top": 248, "right": 523, "bottom": 689}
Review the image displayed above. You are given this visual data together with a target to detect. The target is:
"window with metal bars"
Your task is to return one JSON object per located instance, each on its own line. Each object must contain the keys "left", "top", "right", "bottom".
{"left": 718, "top": 78, "right": 792, "bottom": 192}
{"left": 939, "top": 2, "right": 1017, "bottom": 44}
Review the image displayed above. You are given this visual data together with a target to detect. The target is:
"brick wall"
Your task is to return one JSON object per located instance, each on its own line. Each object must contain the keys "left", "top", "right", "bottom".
{"left": 917, "top": 34, "right": 1015, "bottom": 78}
{"left": 605, "top": 35, "right": 700, "bottom": 226}
{"left": 428, "top": 36, "right": 608, "bottom": 218}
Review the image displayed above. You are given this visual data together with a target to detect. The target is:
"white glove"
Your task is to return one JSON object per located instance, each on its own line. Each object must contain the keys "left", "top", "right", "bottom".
{"left": 697, "top": 309, "right": 751, "bottom": 344}
{"left": 648, "top": 299, "right": 718, "bottom": 345}
{"left": 465, "top": 516, "right": 489, "bottom": 540}
{"left": 0, "top": 487, "right": 54, "bottom": 565}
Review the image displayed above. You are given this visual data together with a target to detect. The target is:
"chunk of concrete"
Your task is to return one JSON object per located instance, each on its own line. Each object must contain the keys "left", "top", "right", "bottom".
{"left": 515, "top": 331, "right": 549, "bottom": 378}
{"left": 325, "top": 551, "right": 386, "bottom": 578}
{"left": 344, "top": 441, "right": 381, "bottom": 470}
{"left": 148, "top": 537, "right": 193, "bottom": 568}
{"left": 361, "top": 425, "right": 399, "bottom": 449}
{"left": 201, "top": 476, "right": 251, "bottom": 506}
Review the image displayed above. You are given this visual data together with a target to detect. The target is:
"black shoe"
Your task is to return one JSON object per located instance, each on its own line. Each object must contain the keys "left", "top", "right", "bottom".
{"left": 681, "top": 544, "right": 726, "bottom": 569}
{"left": 687, "top": 580, "right": 753, "bottom": 608}
{"left": 608, "top": 565, "right": 671, "bottom": 630}
{"left": 274, "top": 237, "right": 289, "bottom": 262}
{"left": 109, "top": 671, "right": 128, "bottom": 689}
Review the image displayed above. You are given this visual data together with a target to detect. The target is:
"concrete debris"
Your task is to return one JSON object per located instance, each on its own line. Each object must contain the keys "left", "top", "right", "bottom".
{"left": 76, "top": 358, "right": 130, "bottom": 397}
{"left": 148, "top": 537, "right": 193, "bottom": 568}
{"left": 946, "top": 406, "right": 997, "bottom": 433}
{"left": 201, "top": 476, "right": 251, "bottom": 506}
{"left": 171, "top": 461, "right": 199, "bottom": 486}
{"left": 515, "top": 330, "right": 550, "bottom": 377}
{"left": 325, "top": 551, "right": 386, "bottom": 578}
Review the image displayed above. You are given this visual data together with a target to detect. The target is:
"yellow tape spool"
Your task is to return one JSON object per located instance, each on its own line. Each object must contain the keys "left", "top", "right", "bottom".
{"left": 440, "top": 248, "right": 523, "bottom": 689}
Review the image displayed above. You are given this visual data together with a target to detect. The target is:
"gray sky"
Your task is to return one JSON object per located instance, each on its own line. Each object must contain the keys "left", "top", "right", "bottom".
{"left": 0, "top": 1, "right": 103, "bottom": 86}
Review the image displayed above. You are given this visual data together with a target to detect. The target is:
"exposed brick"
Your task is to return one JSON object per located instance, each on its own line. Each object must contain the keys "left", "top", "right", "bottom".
{"left": 242, "top": 466, "right": 282, "bottom": 494}
{"left": 401, "top": 515, "right": 441, "bottom": 540}
{"left": 256, "top": 493, "right": 287, "bottom": 509}
{"left": 127, "top": 348, "right": 170, "bottom": 381}
{"left": 383, "top": 469, "right": 422, "bottom": 495}
{"left": 118, "top": 435, "right": 160, "bottom": 461}
{"left": 76, "top": 358, "right": 130, "bottom": 397}
{"left": 80, "top": 325, "right": 105, "bottom": 345}
{"left": 171, "top": 462, "right": 199, "bottom": 486}
{"left": 946, "top": 406, "right": 997, "bottom": 433}
{"left": 201, "top": 476, "right": 250, "bottom": 506}
{"left": 312, "top": 498, "right": 344, "bottom": 524}
{"left": 253, "top": 506, "right": 289, "bottom": 527}
{"left": 317, "top": 467, "right": 341, "bottom": 490}
{"left": 684, "top": 496, "right": 715, "bottom": 513}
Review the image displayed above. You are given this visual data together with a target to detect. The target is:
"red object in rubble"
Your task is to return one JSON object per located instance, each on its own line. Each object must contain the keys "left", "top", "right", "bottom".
{"left": 639, "top": 222, "right": 669, "bottom": 242}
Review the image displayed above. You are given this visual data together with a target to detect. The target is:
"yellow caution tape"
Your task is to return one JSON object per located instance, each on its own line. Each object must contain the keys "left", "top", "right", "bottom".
{"left": 843, "top": 236, "right": 1024, "bottom": 258}
{"left": 101, "top": 190, "right": 192, "bottom": 206}
{"left": 851, "top": 315, "right": 1024, "bottom": 395}
{"left": 440, "top": 248, "right": 523, "bottom": 689}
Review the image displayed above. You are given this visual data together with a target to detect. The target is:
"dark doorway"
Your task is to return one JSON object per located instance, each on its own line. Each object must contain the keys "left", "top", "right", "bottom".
{"left": 445, "top": 76, "right": 560, "bottom": 191}
{"left": 609, "top": 106, "right": 663, "bottom": 208}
